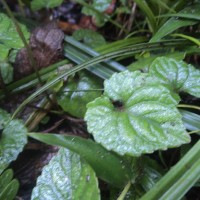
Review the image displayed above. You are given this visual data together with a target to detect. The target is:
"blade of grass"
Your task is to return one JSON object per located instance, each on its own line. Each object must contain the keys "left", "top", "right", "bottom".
{"left": 171, "top": 33, "right": 200, "bottom": 46}
{"left": 64, "top": 46, "right": 114, "bottom": 79}
{"left": 160, "top": 157, "right": 200, "bottom": 200}
{"left": 65, "top": 36, "right": 126, "bottom": 72}
{"left": 0, "top": 60, "right": 69, "bottom": 99}
{"left": 134, "top": 0, "right": 157, "bottom": 33}
{"left": 140, "top": 140, "right": 200, "bottom": 200}
{"left": 96, "top": 37, "right": 147, "bottom": 54}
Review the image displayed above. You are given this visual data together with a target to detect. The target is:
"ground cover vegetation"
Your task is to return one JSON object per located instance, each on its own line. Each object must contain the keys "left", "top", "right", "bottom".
{"left": 0, "top": 0, "right": 200, "bottom": 199}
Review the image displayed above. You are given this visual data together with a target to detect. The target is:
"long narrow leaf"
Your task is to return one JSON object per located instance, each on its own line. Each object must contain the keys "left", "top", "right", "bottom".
{"left": 179, "top": 109, "right": 200, "bottom": 131}
{"left": 28, "top": 133, "right": 133, "bottom": 188}
{"left": 140, "top": 140, "right": 200, "bottom": 200}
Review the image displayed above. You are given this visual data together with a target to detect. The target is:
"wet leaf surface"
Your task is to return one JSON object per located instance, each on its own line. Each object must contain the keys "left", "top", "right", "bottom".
{"left": 85, "top": 71, "right": 190, "bottom": 156}
{"left": 0, "top": 109, "right": 27, "bottom": 173}
{"left": 150, "top": 57, "right": 200, "bottom": 97}
{"left": 31, "top": 148, "right": 100, "bottom": 200}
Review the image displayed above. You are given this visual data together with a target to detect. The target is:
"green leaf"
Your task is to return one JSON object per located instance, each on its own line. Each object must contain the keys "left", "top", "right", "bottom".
{"left": 0, "top": 169, "right": 13, "bottom": 192}
{"left": 0, "top": 45, "right": 10, "bottom": 61}
{"left": 150, "top": 4, "right": 200, "bottom": 42}
{"left": 0, "top": 62, "right": 13, "bottom": 84}
{"left": 150, "top": 18, "right": 196, "bottom": 42}
{"left": 85, "top": 71, "right": 190, "bottom": 157}
{"left": 181, "top": 64, "right": 200, "bottom": 97}
{"left": 56, "top": 71, "right": 102, "bottom": 118}
{"left": 149, "top": 57, "right": 200, "bottom": 97}
{"left": 28, "top": 133, "right": 133, "bottom": 187}
{"left": 92, "top": 0, "right": 112, "bottom": 12}
{"left": 0, "top": 109, "right": 27, "bottom": 174}
{"left": 0, "top": 169, "right": 19, "bottom": 200}
{"left": 31, "top": 148, "right": 100, "bottom": 200}
{"left": 73, "top": 29, "right": 106, "bottom": 49}
{"left": 0, "top": 13, "right": 30, "bottom": 61}
{"left": 31, "top": 0, "right": 64, "bottom": 10}
{"left": 0, "top": 179, "right": 19, "bottom": 200}
{"left": 134, "top": 0, "right": 157, "bottom": 32}
{"left": 80, "top": 0, "right": 112, "bottom": 26}
{"left": 159, "top": 4, "right": 200, "bottom": 20}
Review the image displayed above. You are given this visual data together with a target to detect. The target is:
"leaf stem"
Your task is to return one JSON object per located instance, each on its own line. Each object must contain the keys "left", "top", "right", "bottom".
{"left": 188, "top": 130, "right": 200, "bottom": 134}
{"left": 177, "top": 104, "right": 200, "bottom": 111}
{"left": 117, "top": 181, "right": 131, "bottom": 200}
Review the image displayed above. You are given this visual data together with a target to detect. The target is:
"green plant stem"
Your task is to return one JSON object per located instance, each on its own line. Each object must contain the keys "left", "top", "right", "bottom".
{"left": 188, "top": 130, "right": 200, "bottom": 134}
{"left": 17, "top": 0, "right": 25, "bottom": 17}
{"left": 177, "top": 104, "right": 200, "bottom": 111}
{"left": 117, "top": 181, "right": 131, "bottom": 200}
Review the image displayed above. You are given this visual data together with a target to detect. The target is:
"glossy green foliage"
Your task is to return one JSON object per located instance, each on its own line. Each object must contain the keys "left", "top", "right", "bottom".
{"left": 31, "top": 148, "right": 100, "bottom": 200}
{"left": 85, "top": 71, "right": 190, "bottom": 156}
{"left": 150, "top": 4, "right": 199, "bottom": 42}
{"left": 0, "top": 169, "right": 19, "bottom": 200}
{"left": 28, "top": 133, "right": 133, "bottom": 187}
{"left": 73, "top": 29, "right": 106, "bottom": 49}
{"left": 0, "top": 61, "right": 13, "bottom": 84}
{"left": 149, "top": 57, "right": 200, "bottom": 97}
{"left": 31, "top": 0, "right": 63, "bottom": 10}
{"left": 0, "top": 13, "right": 29, "bottom": 61}
{"left": 0, "top": 109, "right": 27, "bottom": 173}
{"left": 56, "top": 71, "right": 102, "bottom": 118}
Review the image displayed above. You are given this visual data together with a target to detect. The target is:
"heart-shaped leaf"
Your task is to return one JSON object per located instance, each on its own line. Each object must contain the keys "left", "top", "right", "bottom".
{"left": 57, "top": 71, "right": 102, "bottom": 118}
{"left": 0, "top": 109, "right": 27, "bottom": 173}
{"left": 31, "top": 148, "right": 100, "bottom": 200}
{"left": 85, "top": 71, "right": 190, "bottom": 156}
{"left": 149, "top": 57, "right": 200, "bottom": 97}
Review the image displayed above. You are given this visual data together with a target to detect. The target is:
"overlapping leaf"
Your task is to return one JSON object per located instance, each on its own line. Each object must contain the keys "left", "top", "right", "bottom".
{"left": 31, "top": 148, "right": 100, "bottom": 200}
{"left": 149, "top": 57, "right": 200, "bottom": 97}
{"left": 0, "top": 13, "right": 29, "bottom": 61}
{"left": 28, "top": 133, "right": 133, "bottom": 187}
{"left": 56, "top": 71, "right": 102, "bottom": 118}
{"left": 150, "top": 4, "right": 199, "bottom": 42}
{"left": 0, "top": 169, "right": 19, "bottom": 200}
{"left": 85, "top": 71, "right": 190, "bottom": 157}
{"left": 0, "top": 109, "right": 27, "bottom": 173}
